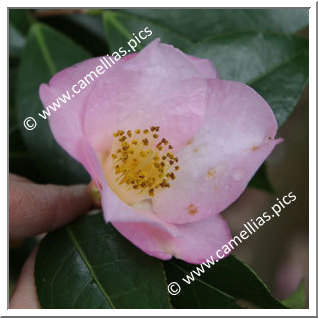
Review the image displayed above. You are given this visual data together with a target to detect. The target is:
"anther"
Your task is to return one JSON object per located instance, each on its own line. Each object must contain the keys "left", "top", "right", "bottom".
{"left": 142, "top": 138, "right": 149, "bottom": 146}
{"left": 109, "top": 126, "right": 179, "bottom": 199}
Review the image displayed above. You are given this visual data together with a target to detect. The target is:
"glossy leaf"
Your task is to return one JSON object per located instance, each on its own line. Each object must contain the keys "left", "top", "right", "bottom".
{"left": 38, "top": 13, "right": 108, "bottom": 56}
{"left": 122, "top": 9, "right": 308, "bottom": 41}
{"left": 250, "top": 51, "right": 308, "bottom": 127}
{"left": 9, "top": 63, "right": 42, "bottom": 181}
{"left": 102, "top": 10, "right": 192, "bottom": 52}
{"left": 165, "top": 256, "right": 286, "bottom": 309}
{"left": 16, "top": 23, "right": 90, "bottom": 184}
{"left": 282, "top": 280, "right": 306, "bottom": 309}
{"left": 35, "top": 212, "right": 171, "bottom": 309}
{"left": 188, "top": 32, "right": 309, "bottom": 127}
{"left": 165, "top": 261, "right": 240, "bottom": 309}
{"left": 9, "top": 9, "right": 33, "bottom": 57}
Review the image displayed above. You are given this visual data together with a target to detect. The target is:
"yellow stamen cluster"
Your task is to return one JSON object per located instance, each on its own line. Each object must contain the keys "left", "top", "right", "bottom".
{"left": 110, "top": 126, "right": 179, "bottom": 198}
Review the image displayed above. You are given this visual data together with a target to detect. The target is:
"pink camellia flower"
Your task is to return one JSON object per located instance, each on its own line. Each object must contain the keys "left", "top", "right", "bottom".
{"left": 39, "top": 39, "right": 281, "bottom": 264}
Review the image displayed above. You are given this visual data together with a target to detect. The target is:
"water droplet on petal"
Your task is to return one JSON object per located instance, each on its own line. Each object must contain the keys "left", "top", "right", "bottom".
{"left": 233, "top": 171, "right": 243, "bottom": 181}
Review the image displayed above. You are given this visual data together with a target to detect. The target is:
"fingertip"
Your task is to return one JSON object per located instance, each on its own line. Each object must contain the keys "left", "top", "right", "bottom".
{"left": 10, "top": 182, "right": 93, "bottom": 240}
{"left": 9, "top": 246, "right": 40, "bottom": 309}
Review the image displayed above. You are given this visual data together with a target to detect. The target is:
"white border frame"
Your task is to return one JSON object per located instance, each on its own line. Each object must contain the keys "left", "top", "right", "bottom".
{"left": 3, "top": 1, "right": 316, "bottom": 316}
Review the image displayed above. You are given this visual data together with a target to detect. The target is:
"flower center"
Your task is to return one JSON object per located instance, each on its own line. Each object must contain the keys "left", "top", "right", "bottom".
{"left": 104, "top": 126, "right": 179, "bottom": 205}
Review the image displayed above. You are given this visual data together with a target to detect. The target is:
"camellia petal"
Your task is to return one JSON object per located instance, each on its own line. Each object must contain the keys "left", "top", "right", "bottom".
{"left": 83, "top": 39, "right": 211, "bottom": 155}
{"left": 152, "top": 79, "right": 282, "bottom": 224}
{"left": 113, "top": 213, "right": 232, "bottom": 263}
{"left": 112, "top": 49, "right": 218, "bottom": 79}
{"left": 40, "top": 38, "right": 282, "bottom": 263}
{"left": 183, "top": 54, "right": 219, "bottom": 79}
{"left": 39, "top": 56, "right": 109, "bottom": 160}
{"left": 78, "top": 139, "right": 180, "bottom": 237}
{"left": 39, "top": 39, "right": 216, "bottom": 162}
{"left": 100, "top": 181, "right": 178, "bottom": 237}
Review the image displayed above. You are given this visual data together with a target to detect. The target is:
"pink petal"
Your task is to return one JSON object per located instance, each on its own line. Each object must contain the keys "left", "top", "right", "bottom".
{"left": 79, "top": 137, "right": 232, "bottom": 263}
{"left": 113, "top": 213, "right": 232, "bottom": 263}
{"left": 77, "top": 138, "right": 108, "bottom": 191}
{"left": 77, "top": 138, "right": 179, "bottom": 236}
{"left": 100, "top": 181, "right": 178, "bottom": 237}
{"left": 116, "top": 50, "right": 219, "bottom": 78}
{"left": 40, "top": 39, "right": 215, "bottom": 163}
{"left": 186, "top": 54, "right": 219, "bottom": 79}
{"left": 83, "top": 39, "right": 210, "bottom": 155}
{"left": 38, "top": 53, "right": 137, "bottom": 162}
{"left": 153, "top": 79, "right": 282, "bottom": 224}
{"left": 58, "top": 124, "right": 233, "bottom": 264}
{"left": 39, "top": 56, "right": 108, "bottom": 160}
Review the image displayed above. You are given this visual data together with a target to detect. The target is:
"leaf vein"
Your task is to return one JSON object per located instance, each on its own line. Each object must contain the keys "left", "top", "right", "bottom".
{"left": 66, "top": 226, "right": 115, "bottom": 308}
{"left": 33, "top": 24, "right": 57, "bottom": 76}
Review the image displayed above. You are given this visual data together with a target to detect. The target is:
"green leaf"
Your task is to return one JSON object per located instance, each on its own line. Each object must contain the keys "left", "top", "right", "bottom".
{"left": 122, "top": 9, "right": 308, "bottom": 41}
{"left": 165, "top": 255, "right": 286, "bottom": 309}
{"left": 38, "top": 13, "right": 109, "bottom": 56}
{"left": 16, "top": 23, "right": 91, "bottom": 184}
{"left": 9, "top": 9, "right": 33, "bottom": 36}
{"left": 9, "top": 130, "right": 42, "bottom": 182}
{"left": 102, "top": 10, "right": 192, "bottom": 52}
{"left": 250, "top": 51, "right": 308, "bottom": 127}
{"left": 282, "top": 280, "right": 306, "bottom": 309}
{"left": 9, "top": 25, "right": 26, "bottom": 57}
{"left": 187, "top": 32, "right": 308, "bottom": 127}
{"left": 35, "top": 212, "right": 171, "bottom": 309}
{"left": 248, "top": 164, "right": 275, "bottom": 193}
{"left": 9, "top": 62, "right": 42, "bottom": 181}
{"left": 9, "top": 9, "right": 33, "bottom": 57}
{"left": 165, "top": 261, "right": 240, "bottom": 308}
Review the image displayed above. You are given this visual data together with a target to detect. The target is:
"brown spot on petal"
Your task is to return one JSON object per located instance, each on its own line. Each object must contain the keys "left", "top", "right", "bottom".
{"left": 187, "top": 204, "right": 198, "bottom": 215}
{"left": 207, "top": 169, "right": 216, "bottom": 178}
{"left": 251, "top": 145, "right": 260, "bottom": 151}
{"left": 194, "top": 147, "right": 199, "bottom": 153}
{"left": 186, "top": 138, "right": 193, "bottom": 145}
{"left": 213, "top": 186, "right": 218, "bottom": 191}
